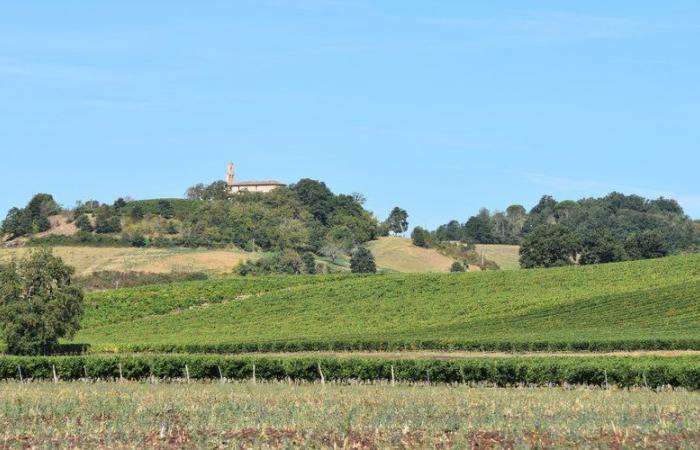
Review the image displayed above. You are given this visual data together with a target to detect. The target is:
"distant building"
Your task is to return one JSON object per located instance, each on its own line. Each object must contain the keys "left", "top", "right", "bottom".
{"left": 226, "top": 162, "right": 285, "bottom": 193}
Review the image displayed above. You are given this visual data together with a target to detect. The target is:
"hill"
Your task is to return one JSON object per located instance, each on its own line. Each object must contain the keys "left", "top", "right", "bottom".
{"left": 0, "top": 246, "right": 258, "bottom": 276}
{"left": 74, "top": 253, "right": 700, "bottom": 352}
{"left": 367, "top": 237, "right": 456, "bottom": 272}
{"left": 474, "top": 244, "right": 520, "bottom": 270}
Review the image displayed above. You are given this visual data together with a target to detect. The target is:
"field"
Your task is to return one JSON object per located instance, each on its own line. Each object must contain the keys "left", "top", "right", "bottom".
{"left": 0, "top": 246, "right": 257, "bottom": 276}
{"left": 1, "top": 382, "right": 698, "bottom": 448}
{"left": 475, "top": 244, "right": 521, "bottom": 270}
{"left": 367, "top": 237, "right": 456, "bottom": 272}
{"left": 70, "top": 253, "right": 700, "bottom": 353}
{"left": 0, "top": 237, "right": 466, "bottom": 276}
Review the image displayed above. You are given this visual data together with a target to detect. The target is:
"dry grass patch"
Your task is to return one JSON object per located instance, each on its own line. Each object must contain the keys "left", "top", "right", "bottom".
{"left": 475, "top": 244, "right": 521, "bottom": 270}
{"left": 368, "top": 237, "right": 455, "bottom": 273}
{"left": 0, "top": 246, "right": 259, "bottom": 276}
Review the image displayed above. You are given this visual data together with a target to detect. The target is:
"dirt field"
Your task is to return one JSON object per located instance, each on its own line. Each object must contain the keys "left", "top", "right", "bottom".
{"left": 0, "top": 246, "right": 259, "bottom": 276}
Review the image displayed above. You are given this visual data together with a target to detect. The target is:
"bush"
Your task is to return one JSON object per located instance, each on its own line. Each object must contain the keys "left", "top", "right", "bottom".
{"left": 411, "top": 226, "right": 431, "bottom": 248}
{"left": 350, "top": 247, "right": 376, "bottom": 273}
{"left": 0, "top": 249, "right": 83, "bottom": 355}
{"left": 130, "top": 233, "right": 147, "bottom": 248}
{"left": 450, "top": 262, "right": 466, "bottom": 272}
{"left": 74, "top": 214, "right": 93, "bottom": 233}
{"left": 302, "top": 252, "right": 317, "bottom": 274}
{"left": 237, "top": 251, "right": 305, "bottom": 276}
{"left": 95, "top": 213, "right": 122, "bottom": 234}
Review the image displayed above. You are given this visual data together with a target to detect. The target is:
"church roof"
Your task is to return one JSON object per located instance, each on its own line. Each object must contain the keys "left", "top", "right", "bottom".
{"left": 231, "top": 180, "right": 285, "bottom": 187}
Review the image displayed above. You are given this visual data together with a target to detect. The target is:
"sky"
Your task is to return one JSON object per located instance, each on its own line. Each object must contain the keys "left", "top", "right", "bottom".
{"left": 1, "top": 1, "right": 699, "bottom": 228}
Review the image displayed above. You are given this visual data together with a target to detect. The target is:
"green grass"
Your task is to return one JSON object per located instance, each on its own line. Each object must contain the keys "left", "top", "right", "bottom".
{"left": 1, "top": 383, "right": 699, "bottom": 448}
{"left": 73, "top": 253, "right": 700, "bottom": 352}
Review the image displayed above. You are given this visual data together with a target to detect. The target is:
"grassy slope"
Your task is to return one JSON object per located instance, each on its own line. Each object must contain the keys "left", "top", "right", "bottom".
{"left": 475, "top": 244, "right": 521, "bottom": 270}
{"left": 0, "top": 246, "right": 258, "bottom": 276}
{"left": 75, "top": 254, "right": 700, "bottom": 351}
{"left": 367, "top": 236, "right": 455, "bottom": 272}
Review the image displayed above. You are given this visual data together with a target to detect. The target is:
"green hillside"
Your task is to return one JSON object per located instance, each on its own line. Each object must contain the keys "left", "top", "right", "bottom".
{"left": 75, "top": 254, "right": 700, "bottom": 353}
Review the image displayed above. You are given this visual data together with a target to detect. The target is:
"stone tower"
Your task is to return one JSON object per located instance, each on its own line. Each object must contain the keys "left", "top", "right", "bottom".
{"left": 226, "top": 162, "right": 235, "bottom": 186}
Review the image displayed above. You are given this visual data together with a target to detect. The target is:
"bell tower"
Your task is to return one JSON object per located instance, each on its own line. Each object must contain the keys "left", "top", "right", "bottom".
{"left": 226, "top": 162, "right": 235, "bottom": 186}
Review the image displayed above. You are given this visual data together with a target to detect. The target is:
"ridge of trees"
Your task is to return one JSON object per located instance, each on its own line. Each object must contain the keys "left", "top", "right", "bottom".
{"left": 425, "top": 192, "right": 697, "bottom": 268}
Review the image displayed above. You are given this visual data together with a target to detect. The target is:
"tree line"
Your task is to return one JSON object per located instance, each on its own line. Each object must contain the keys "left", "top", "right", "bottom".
{"left": 413, "top": 192, "right": 698, "bottom": 268}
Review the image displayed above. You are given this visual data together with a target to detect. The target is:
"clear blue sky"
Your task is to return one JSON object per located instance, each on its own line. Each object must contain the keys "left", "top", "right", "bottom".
{"left": 1, "top": 1, "right": 699, "bottom": 228}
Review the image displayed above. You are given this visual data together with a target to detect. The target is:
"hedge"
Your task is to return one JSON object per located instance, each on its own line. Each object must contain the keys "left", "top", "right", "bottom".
{"left": 1, "top": 355, "right": 699, "bottom": 389}
{"left": 111, "top": 338, "right": 700, "bottom": 354}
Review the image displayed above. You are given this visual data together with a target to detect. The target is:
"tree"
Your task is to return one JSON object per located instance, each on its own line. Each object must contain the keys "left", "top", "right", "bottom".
{"left": 350, "top": 246, "right": 377, "bottom": 273}
{"left": 130, "top": 204, "right": 145, "bottom": 221}
{"left": 74, "top": 214, "right": 93, "bottom": 233}
{"left": 113, "top": 198, "right": 127, "bottom": 211}
{"left": 519, "top": 224, "right": 580, "bottom": 269}
{"left": 302, "top": 252, "right": 317, "bottom": 274}
{"left": 385, "top": 207, "right": 409, "bottom": 235}
{"left": 130, "top": 233, "right": 147, "bottom": 248}
{"left": 463, "top": 209, "right": 495, "bottom": 243}
{"left": 185, "top": 183, "right": 206, "bottom": 200}
{"left": 291, "top": 179, "right": 335, "bottom": 225}
{"left": 156, "top": 200, "right": 175, "bottom": 219}
{"left": 95, "top": 212, "right": 122, "bottom": 234}
{"left": 625, "top": 230, "right": 669, "bottom": 260}
{"left": 202, "top": 181, "right": 230, "bottom": 201}
{"left": 450, "top": 261, "right": 466, "bottom": 272}
{"left": 579, "top": 231, "right": 624, "bottom": 265}
{"left": 0, "top": 248, "right": 84, "bottom": 355}
{"left": 411, "top": 226, "right": 431, "bottom": 248}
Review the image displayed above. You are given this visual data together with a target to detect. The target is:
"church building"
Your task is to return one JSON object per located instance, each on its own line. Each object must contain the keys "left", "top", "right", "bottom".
{"left": 226, "top": 162, "right": 285, "bottom": 193}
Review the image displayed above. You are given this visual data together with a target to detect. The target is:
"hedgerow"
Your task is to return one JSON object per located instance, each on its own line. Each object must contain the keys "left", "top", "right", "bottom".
{"left": 1, "top": 355, "right": 699, "bottom": 389}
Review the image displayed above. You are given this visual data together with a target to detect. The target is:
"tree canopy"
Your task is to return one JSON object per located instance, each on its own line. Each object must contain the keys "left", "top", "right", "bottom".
{"left": 0, "top": 249, "right": 84, "bottom": 355}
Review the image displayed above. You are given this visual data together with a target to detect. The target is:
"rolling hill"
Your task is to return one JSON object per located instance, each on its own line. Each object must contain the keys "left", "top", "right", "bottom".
{"left": 74, "top": 253, "right": 700, "bottom": 352}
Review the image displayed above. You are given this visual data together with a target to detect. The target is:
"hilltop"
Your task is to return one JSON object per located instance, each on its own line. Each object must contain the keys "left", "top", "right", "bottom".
{"left": 74, "top": 253, "right": 700, "bottom": 353}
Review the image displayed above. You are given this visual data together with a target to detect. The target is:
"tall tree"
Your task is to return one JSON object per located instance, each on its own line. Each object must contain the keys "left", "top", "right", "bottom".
{"left": 519, "top": 224, "right": 580, "bottom": 269}
{"left": 0, "top": 249, "right": 84, "bottom": 355}
{"left": 385, "top": 207, "right": 409, "bottom": 235}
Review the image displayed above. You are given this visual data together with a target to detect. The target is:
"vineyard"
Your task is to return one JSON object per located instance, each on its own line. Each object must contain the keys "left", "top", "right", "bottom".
{"left": 2, "top": 354, "right": 700, "bottom": 388}
{"left": 74, "top": 253, "right": 700, "bottom": 353}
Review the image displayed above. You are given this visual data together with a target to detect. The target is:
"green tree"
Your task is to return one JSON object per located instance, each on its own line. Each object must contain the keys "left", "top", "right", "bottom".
{"left": 130, "top": 204, "right": 145, "bottom": 221}
{"left": 385, "top": 207, "right": 409, "bottom": 235}
{"left": 350, "top": 246, "right": 377, "bottom": 273}
{"left": 95, "top": 213, "right": 122, "bottom": 234}
{"left": 579, "top": 231, "right": 624, "bottom": 265}
{"left": 411, "top": 226, "right": 431, "bottom": 248}
{"left": 74, "top": 214, "right": 93, "bottom": 233}
{"left": 463, "top": 209, "right": 495, "bottom": 243}
{"left": 302, "top": 252, "right": 317, "bottom": 274}
{"left": 450, "top": 261, "right": 466, "bottom": 272}
{"left": 519, "top": 224, "right": 580, "bottom": 269}
{"left": 130, "top": 233, "right": 147, "bottom": 248}
{"left": 291, "top": 179, "right": 335, "bottom": 225}
{"left": 0, "top": 248, "right": 84, "bottom": 355}
{"left": 156, "top": 200, "right": 175, "bottom": 219}
{"left": 625, "top": 230, "right": 669, "bottom": 260}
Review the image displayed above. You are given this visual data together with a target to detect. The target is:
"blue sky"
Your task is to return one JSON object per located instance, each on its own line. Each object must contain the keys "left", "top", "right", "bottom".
{"left": 1, "top": 1, "right": 699, "bottom": 228}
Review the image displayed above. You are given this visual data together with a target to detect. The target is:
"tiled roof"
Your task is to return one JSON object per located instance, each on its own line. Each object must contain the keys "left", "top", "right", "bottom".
{"left": 231, "top": 180, "right": 285, "bottom": 186}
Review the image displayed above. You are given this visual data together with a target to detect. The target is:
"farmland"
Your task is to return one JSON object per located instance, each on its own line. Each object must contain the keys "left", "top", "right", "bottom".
{"left": 1, "top": 382, "right": 698, "bottom": 448}
{"left": 74, "top": 253, "right": 700, "bottom": 353}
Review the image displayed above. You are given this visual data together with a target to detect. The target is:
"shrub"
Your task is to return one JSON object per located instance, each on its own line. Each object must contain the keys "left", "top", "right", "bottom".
{"left": 411, "top": 226, "right": 431, "bottom": 248}
{"left": 350, "top": 247, "right": 376, "bottom": 273}
{"left": 450, "top": 262, "right": 466, "bottom": 272}
{"left": 302, "top": 252, "right": 317, "bottom": 274}
{"left": 74, "top": 214, "right": 93, "bottom": 233}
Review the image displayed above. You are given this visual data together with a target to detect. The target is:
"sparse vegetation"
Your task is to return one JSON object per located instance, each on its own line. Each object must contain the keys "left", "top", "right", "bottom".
{"left": 1, "top": 383, "right": 698, "bottom": 448}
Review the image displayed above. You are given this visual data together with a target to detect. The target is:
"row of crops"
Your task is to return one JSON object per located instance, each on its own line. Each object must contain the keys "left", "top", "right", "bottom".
{"left": 1, "top": 355, "right": 699, "bottom": 388}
